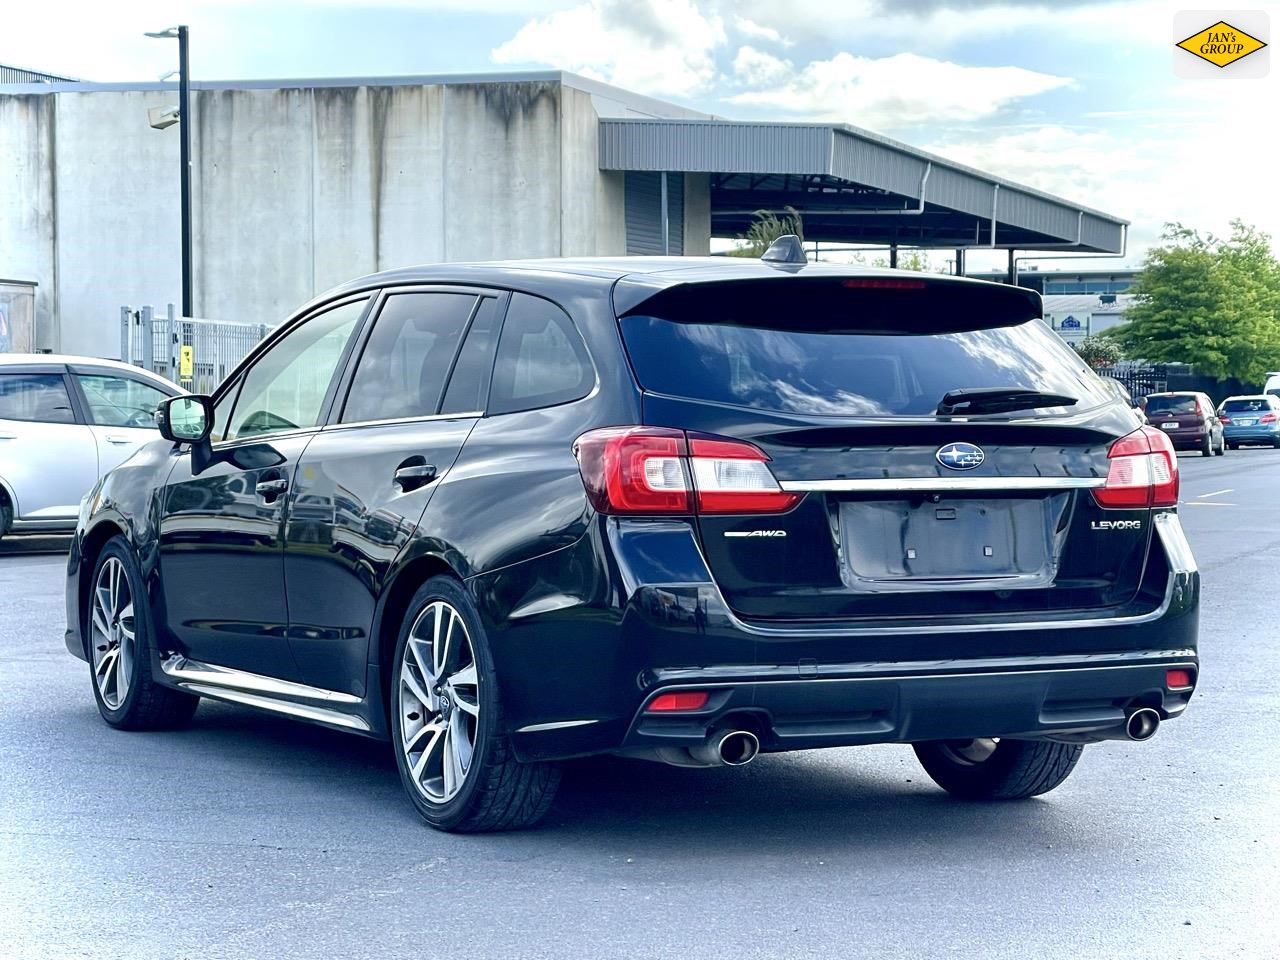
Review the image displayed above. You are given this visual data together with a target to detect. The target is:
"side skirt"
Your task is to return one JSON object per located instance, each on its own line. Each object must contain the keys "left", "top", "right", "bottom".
{"left": 159, "top": 654, "right": 373, "bottom": 734}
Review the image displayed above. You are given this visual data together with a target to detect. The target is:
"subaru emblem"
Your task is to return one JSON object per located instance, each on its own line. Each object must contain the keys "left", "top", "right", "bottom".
{"left": 936, "top": 442, "right": 985, "bottom": 471}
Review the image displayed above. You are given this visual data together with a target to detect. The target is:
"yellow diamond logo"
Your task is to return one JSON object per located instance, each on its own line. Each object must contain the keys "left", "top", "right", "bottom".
{"left": 1176, "top": 21, "right": 1267, "bottom": 68}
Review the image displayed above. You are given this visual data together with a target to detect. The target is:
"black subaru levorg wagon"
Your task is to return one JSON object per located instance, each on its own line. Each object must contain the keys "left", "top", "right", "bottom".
{"left": 66, "top": 243, "right": 1199, "bottom": 832}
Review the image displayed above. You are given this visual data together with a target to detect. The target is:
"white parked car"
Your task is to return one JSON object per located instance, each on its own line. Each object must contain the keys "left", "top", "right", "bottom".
{"left": 0, "top": 355, "right": 181, "bottom": 539}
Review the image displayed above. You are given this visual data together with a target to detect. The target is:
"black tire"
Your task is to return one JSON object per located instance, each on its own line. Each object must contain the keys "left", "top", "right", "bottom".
{"left": 89, "top": 537, "right": 199, "bottom": 730}
{"left": 0, "top": 494, "right": 10, "bottom": 542}
{"left": 1200, "top": 433, "right": 1213, "bottom": 456}
{"left": 913, "top": 738, "right": 1083, "bottom": 800}
{"left": 1215, "top": 433, "right": 1226, "bottom": 455}
{"left": 390, "top": 575, "right": 560, "bottom": 832}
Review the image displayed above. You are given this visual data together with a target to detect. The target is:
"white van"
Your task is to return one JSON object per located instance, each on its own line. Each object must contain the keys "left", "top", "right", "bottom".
{"left": 1265, "top": 372, "right": 1280, "bottom": 399}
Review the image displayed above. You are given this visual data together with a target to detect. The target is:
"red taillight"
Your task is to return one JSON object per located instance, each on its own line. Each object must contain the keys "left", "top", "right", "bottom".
{"left": 1165, "top": 669, "right": 1194, "bottom": 691}
{"left": 574, "top": 428, "right": 800, "bottom": 516}
{"left": 1092, "top": 425, "right": 1179, "bottom": 509}
{"left": 1194, "top": 398, "right": 1203, "bottom": 417}
{"left": 841, "top": 278, "right": 927, "bottom": 289}
{"left": 646, "top": 690, "right": 710, "bottom": 712}
{"left": 1219, "top": 416, "right": 1232, "bottom": 425}
{"left": 1261, "top": 413, "right": 1278, "bottom": 424}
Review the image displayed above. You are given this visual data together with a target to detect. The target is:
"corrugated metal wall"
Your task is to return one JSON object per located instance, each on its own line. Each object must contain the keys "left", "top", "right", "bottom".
{"left": 625, "top": 171, "right": 684, "bottom": 255}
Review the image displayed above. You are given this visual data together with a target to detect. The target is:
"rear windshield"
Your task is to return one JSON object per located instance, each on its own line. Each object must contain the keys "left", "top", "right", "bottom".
{"left": 1145, "top": 395, "right": 1197, "bottom": 415}
{"left": 620, "top": 316, "right": 1111, "bottom": 419}
{"left": 1223, "top": 398, "right": 1272, "bottom": 413}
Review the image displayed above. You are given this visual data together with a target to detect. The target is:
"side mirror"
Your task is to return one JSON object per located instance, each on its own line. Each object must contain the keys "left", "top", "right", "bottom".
{"left": 156, "top": 395, "right": 214, "bottom": 444}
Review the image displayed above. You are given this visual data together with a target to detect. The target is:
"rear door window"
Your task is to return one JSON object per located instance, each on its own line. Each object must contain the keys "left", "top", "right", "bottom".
{"left": 341, "top": 292, "right": 478, "bottom": 424}
{"left": 489, "top": 294, "right": 594, "bottom": 415}
{"left": 0, "top": 373, "right": 76, "bottom": 424}
{"left": 440, "top": 296, "right": 503, "bottom": 415}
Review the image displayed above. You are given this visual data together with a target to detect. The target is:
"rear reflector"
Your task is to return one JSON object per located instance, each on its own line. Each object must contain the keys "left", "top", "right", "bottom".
{"left": 1093, "top": 425, "right": 1179, "bottom": 509}
{"left": 574, "top": 428, "right": 800, "bottom": 516}
{"left": 646, "top": 690, "right": 710, "bottom": 712}
{"left": 1166, "top": 669, "right": 1194, "bottom": 690}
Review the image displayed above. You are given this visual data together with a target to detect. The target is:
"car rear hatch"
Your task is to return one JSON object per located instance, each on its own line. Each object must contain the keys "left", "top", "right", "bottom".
{"left": 1144, "top": 394, "right": 1202, "bottom": 437}
{"left": 613, "top": 273, "right": 1168, "bottom": 623}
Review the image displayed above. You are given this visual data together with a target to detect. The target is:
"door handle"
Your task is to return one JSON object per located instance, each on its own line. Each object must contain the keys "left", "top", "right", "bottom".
{"left": 0, "top": 434, "right": 14, "bottom": 440}
{"left": 104, "top": 435, "right": 133, "bottom": 445}
{"left": 255, "top": 478, "right": 289, "bottom": 499}
{"left": 394, "top": 463, "right": 437, "bottom": 491}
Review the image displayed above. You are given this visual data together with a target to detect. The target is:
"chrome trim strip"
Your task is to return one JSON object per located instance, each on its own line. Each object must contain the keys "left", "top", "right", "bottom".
{"left": 321, "top": 411, "right": 483, "bottom": 431}
{"left": 514, "top": 719, "right": 600, "bottom": 734}
{"left": 1154, "top": 511, "right": 1197, "bottom": 574}
{"left": 178, "top": 682, "right": 371, "bottom": 732}
{"left": 780, "top": 476, "right": 1105, "bottom": 493}
{"left": 160, "top": 655, "right": 362, "bottom": 704}
{"left": 669, "top": 523, "right": 1187, "bottom": 639}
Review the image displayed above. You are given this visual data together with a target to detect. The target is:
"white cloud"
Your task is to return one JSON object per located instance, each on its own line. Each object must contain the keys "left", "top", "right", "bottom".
{"left": 732, "top": 15, "right": 793, "bottom": 47}
{"left": 726, "top": 1, "right": 1174, "bottom": 52}
{"left": 728, "top": 52, "right": 1072, "bottom": 128}
{"left": 731, "top": 45, "right": 792, "bottom": 87}
{"left": 490, "top": 0, "right": 726, "bottom": 97}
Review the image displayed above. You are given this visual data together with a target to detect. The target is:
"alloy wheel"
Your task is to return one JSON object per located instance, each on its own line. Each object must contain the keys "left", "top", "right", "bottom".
{"left": 399, "top": 600, "right": 481, "bottom": 804}
{"left": 90, "top": 557, "right": 135, "bottom": 710}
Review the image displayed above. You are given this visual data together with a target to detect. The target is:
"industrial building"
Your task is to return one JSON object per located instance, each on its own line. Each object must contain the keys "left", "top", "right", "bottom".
{"left": 0, "top": 70, "right": 1128, "bottom": 359}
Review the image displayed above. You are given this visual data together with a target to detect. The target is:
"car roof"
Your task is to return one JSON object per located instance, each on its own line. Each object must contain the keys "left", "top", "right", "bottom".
{"left": 1221, "top": 394, "right": 1276, "bottom": 402}
{"left": 321, "top": 256, "right": 1034, "bottom": 299}
{"left": 1146, "top": 391, "right": 1201, "bottom": 397}
{"left": 0, "top": 354, "right": 181, "bottom": 391}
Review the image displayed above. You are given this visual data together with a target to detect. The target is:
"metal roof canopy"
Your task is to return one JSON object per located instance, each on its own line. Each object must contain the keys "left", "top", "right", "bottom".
{"left": 600, "top": 119, "right": 1128, "bottom": 254}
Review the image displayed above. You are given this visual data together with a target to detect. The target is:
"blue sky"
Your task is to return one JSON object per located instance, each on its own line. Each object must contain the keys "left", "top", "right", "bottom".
{"left": 6, "top": 0, "right": 1276, "bottom": 271}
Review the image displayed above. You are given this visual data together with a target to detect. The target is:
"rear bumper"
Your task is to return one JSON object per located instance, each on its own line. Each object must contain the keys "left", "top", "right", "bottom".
{"left": 622, "top": 653, "right": 1196, "bottom": 753}
{"left": 488, "top": 513, "right": 1199, "bottom": 763}
{"left": 1224, "top": 426, "right": 1280, "bottom": 442}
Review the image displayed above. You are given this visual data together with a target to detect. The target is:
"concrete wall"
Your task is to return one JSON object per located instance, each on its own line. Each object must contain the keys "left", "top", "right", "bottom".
{"left": 0, "top": 77, "right": 707, "bottom": 358}
{"left": 682, "top": 174, "right": 711, "bottom": 257}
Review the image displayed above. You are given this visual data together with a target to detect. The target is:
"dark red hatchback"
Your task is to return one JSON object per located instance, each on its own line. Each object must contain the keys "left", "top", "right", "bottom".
{"left": 1143, "top": 392, "right": 1225, "bottom": 456}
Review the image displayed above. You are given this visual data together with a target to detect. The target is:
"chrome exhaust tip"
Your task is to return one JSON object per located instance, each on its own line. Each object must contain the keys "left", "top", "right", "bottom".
{"left": 686, "top": 729, "right": 761, "bottom": 767}
{"left": 716, "top": 730, "right": 760, "bottom": 766}
{"left": 1125, "top": 707, "right": 1161, "bottom": 742}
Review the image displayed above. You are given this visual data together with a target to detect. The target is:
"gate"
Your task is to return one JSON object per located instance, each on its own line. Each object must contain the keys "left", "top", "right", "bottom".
{"left": 1095, "top": 361, "right": 1170, "bottom": 399}
{"left": 121, "top": 304, "right": 268, "bottom": 393}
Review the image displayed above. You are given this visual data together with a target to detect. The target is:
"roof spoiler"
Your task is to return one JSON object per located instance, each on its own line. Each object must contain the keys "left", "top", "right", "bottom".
{"left": 761, "top": 235, "right": 807, "bottom": 267}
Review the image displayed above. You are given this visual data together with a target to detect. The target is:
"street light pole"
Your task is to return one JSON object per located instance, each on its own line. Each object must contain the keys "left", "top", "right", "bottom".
{"left": 177, "top": 25, "right": 192, "bottom": 319}
{"left": 146, "top": 25, "right": 193, "bottom": 318}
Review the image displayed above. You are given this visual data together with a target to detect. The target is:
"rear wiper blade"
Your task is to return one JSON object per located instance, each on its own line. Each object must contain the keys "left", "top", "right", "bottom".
{"left": 936, "top": 387, "right": 1078, "bottom": 416}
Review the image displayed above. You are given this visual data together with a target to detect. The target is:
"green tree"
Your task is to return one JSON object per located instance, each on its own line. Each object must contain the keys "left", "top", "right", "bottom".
{"left": 728, "top": 207, "right": 804, "bottom": 257}
{"left": 1107, "top": 221, "right": 1280, "bottom": 382}
{"left": 1072, "top": 335, "right": 1125, "bottom": 368}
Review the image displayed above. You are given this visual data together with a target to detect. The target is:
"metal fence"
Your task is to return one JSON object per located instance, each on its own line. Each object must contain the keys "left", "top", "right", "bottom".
{"left": 1095, "top": 361, "right": 1172, "bottom": 399}
{"left": 121, "top": 304, "right": 267, "bottom": 394}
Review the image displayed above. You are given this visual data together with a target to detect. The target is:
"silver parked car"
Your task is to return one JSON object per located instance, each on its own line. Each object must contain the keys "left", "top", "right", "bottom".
{"left": 0, "top": 355, "right": 180, "bottom": 539}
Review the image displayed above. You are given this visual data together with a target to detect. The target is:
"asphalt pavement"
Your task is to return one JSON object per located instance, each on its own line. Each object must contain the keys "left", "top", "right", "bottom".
{"left": 2, "top": 450, "right": 1278, "bottom": 960}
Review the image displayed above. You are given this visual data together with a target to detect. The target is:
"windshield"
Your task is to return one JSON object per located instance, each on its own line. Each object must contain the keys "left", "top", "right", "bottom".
{"left": 620, "top": 315, "right": 1111, "bottom": 419}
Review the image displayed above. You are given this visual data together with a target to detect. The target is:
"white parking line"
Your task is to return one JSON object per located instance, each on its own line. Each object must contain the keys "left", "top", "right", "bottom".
{"left": 1197, "top": 489, "right": 1234, "bottom": 499}
{"left": 1182, "top": 501, "right": 1236, "bottom": 507}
